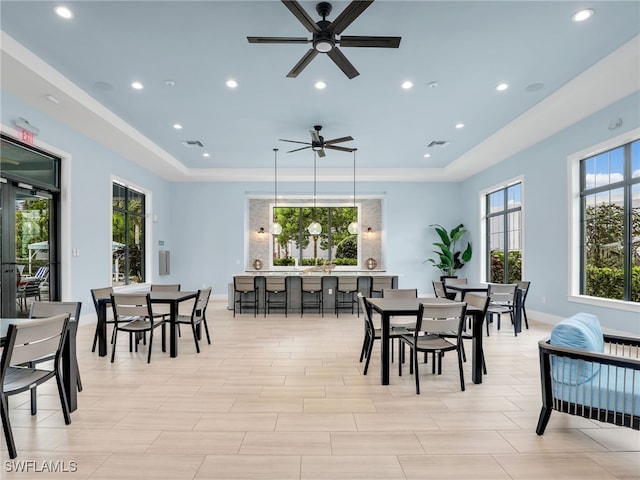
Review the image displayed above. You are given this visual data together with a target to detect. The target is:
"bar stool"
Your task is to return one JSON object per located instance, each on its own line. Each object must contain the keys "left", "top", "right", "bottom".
{"left": 370, "top": 276, "right": 394, "bottom": 297}
{"left": 301, "top": 276, "right": 323, "bottom": 317}
{"left": 264, "top": 276, "right": 288, "bottom": 317}
{"left": 335, "top": 276, "right": 359, "bottom": 317}
{"left": 233, "top": 275, "right": 259, "bottom": 317}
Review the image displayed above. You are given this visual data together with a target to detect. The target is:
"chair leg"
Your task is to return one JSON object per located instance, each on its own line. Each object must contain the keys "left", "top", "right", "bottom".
{"left": 54, "top": 371, "right": 72, "bottom": 425}
{"left": 30, "top": 388, "right": 38, "bottom": 415}
{"left": 111, "top": 328, "right": 119, "bottom": 363}
{"left": 91, "top": 327, "right": 99, "bottom": 352}
{"left": 76, "top": 358, "right": 83, "bottom": 392}
{"left": 414, "top": 348, "right": 421, "bottom": 395}
{"left": 147, "top": 331, "right": 153, "bottom": 363}
{"left": 457, "top": 348, "right": 466, "bottom": 391}
{"left": 1, "top": 393, "right": 17, "bottom": 459}
{"left": 202, "top": 319, "right": 211, "bottom": 344}
{"left": 359, "top": 331, "right": 369, "bottom": 362}
{"left": 191, "top": 323, "right": 200, "bottom": 353}
{"left": 363, "top": 334, "right": 375, "bottom": 375}
{"left": 523, "top": 306, "right": 529, "bottom": 329}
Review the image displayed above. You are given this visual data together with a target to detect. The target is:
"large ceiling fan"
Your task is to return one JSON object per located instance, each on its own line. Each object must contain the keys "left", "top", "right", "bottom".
{"left": 248, "top": 0, "right": 401, "bottom": 79}
{"left": 280, "top": 125, "right": 355, "bottom": 157}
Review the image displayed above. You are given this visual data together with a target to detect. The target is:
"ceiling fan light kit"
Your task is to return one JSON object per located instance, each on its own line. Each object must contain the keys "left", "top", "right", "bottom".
{"left": 248, "top": 0, "right": 401, "bottom": 79}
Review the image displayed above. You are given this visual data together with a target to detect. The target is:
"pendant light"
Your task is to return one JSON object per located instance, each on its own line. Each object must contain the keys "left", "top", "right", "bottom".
{"left": 271, "top": 148, "right": 282, "bottom": 235}
{"left": 347, "top": 149, "right": 359, "bottom": 234}
{"left": 307, "top": 151, "right": 322, "bottom": 235}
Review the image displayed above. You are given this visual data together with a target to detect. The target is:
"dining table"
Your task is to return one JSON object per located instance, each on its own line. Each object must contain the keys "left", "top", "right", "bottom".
{"left": 95, "top": 290, "right": 197, "bottom": 358}
{"left": 364, "top": 296, "right": 487, "bottom": 386}
{"left": 1, "top": 316, "right": 79, "bottom": 412}
{"left": 444, "top": 283, "right": 523, "bottom": 334}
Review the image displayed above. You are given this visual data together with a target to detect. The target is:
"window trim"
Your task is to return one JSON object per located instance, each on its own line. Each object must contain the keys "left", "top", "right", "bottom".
{"left": 567, "top": 127, "right": 640, "bottom": 311}
{"left": 479, "top": 175, "right": 525, "bottom": 283}
{"left": 110, "top": 175, "right": 152, "bottom": 286}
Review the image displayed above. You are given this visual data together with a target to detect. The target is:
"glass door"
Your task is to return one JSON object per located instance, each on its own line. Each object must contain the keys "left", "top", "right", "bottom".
{"left": 1, "top": 182, "right": 52, "bottom": 317}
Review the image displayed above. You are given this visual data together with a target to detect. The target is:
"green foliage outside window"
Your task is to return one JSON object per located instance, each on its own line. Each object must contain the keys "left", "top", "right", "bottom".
{"left": 583, "top": 203, "right": 640, "bottom": 302}
{"left": 272, "top": 206, "right": 357, "bottom": 266}
{"left": 489, "top": 250, "right": 522, "bottom": 283}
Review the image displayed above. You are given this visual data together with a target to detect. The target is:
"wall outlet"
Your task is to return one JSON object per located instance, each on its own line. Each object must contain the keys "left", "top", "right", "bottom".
{"left": 328, "top": 288, "right": 333, "bottom": 295}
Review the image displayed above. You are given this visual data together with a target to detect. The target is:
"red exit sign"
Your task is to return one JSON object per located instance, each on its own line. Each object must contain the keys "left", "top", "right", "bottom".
{"left": 20, "top": 128, "right": 34, "bottom": 144}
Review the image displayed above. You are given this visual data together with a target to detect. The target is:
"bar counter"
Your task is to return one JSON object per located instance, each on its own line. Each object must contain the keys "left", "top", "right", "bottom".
{"left": 230, "top": 272, "right": 399, "bottom": 314}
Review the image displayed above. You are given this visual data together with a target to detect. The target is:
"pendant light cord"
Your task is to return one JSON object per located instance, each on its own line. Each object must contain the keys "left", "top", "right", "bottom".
{"left": 273, "top": 148, "right": 278, "bottom": 209}
{"left": 313, "top": 150, "right": 317, "bottom": 210}
{"left": 352, "top": 149, "right": 356, "bottom": 209}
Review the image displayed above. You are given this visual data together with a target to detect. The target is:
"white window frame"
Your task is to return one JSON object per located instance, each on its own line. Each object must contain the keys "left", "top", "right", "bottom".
{"left": 567, "top": 127, "right": 640, "bottom": 312}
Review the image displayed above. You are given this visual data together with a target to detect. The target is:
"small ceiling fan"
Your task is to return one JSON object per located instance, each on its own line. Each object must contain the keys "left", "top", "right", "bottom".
{"left": 280, "top": 125, "right": 355, "bottom": 157}
{"left": 248, "top": 0, "right": 401, "bottom": 79}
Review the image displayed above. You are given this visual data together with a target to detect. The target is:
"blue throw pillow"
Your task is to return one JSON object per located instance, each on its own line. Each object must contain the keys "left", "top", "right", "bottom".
{"left": 550, "top": 316, "right": 601, "bottom": 385}
{"left": 571, "top": 313, "right": 604, "bottom": 352}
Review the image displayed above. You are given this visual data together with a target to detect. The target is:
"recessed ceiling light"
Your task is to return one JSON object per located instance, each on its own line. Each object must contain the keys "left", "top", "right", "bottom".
{"left": 455, "top": 123, "right": 464, "bottom": 129}
{"left": 401, "top": 81, "right": 413, "bottom": 90}
{"left": 496, "top": 83, "right": 509, "bottom": 91}
{"left": 423, "top": 153, "right": 431, "bottom": 158}
{"left": 315, "top": 81, "right": 327, "bottom": 90}
{"left": 203, "top": 153, "right": 210, "bottom": 157}
{"left": 572, "top": 9, "right": 594, "bottom": 22}
{"left": 45, "top": 94, "right": 60, "bottom": 104}
{"left": 94, "top": 81, "right": 114, "bottom": 91}
{"left": 131, "top": 81, "right": 144, "bottom": 90}
{"left": 525, "top": 82, "right": 544, "bottom": 92}
{"left": 173, "top": 123, "right": 183, "bottom": 130}
{"left": 165, "top": 80, "right": 176, "bottom": 87}
{"left": 54, "top": 6, "right": 74, "bottom": 19}
{"left": 226, "top": 79, "right": 238, "bottom": 88}
{"left": 428, "top": 81, "right": 439, "bottom": 89}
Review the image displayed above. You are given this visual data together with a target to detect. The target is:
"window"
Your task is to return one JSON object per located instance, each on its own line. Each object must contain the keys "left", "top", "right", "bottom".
{"left": 272, "top": 206, "right": 358, "bottom": 267}
{"left": 580, "top": 139, "right": 639, "bottom": 302}
{"left": 486, "top": 182, "right": 523, "bottom": 283}
{"left": 112, "top": 181, "right": 145, "bottom": 285}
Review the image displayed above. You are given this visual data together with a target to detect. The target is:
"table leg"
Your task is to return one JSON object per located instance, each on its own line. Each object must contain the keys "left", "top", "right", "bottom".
{"left": 471, "top": 310, "right": 483, "bottom": 384}
{"left": 62, "top": 321, "right": 78, "bottom": 412}
{"left": 381, "top": 312, "right": 390, "bottom": 385}
{"left": 170, "top": 301, "right": 178, "bottom": 357}
{"left": 97, "top": 301, "right": 107, "bottom": 357}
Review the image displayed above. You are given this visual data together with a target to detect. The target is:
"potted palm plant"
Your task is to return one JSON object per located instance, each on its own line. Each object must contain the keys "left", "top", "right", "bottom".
{"left": 426, "top": 223, "right": 473, "bottom": 279}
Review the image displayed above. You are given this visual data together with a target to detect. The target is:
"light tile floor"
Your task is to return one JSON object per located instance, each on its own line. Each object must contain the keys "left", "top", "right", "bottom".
{"left": 2, "top": 301, "right": 639, "bottom": 479}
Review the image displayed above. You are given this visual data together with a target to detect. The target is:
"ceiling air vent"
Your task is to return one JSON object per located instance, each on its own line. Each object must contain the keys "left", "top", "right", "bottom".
{"left": 181, "top": 140, "right": 204, "bottom": 148}
{"left": 427, "top": 140, "right": 450, "bottom": 148}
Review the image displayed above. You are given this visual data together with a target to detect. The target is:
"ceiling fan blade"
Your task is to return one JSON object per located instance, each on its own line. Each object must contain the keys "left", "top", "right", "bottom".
{"left": 324, "top": 136, "right": 354, "bottom": 145}
{"left": 325, "top": 144, "right": 357, "bottom": 152}
{"left": 327, "top": 47, "right": 359, "bottom": 79}
{"left": 310, "top": 129, "right": 321, "bottom": 143}
{"left": 328, "top": 0, "right": 374, "bottom": 35}
{"left": 318, "top": 148, "right": 327, "bottom": 158}
{"left": 339, "top": 35, "right": 401, "bottom": 48}
{"left": 286, "top": 146, "right": 312, "bottom": 153}
{"left": 281, "top": 0, "right": 321, "bottom": 34}
{"left": 248, "top": 36, "right": 309, "bottom": 44}
{"left": 279, "top": 139, "right": 312, "bottom": 145}
{"left": 287, "top": 49, "right": 319, "bottom": 78}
